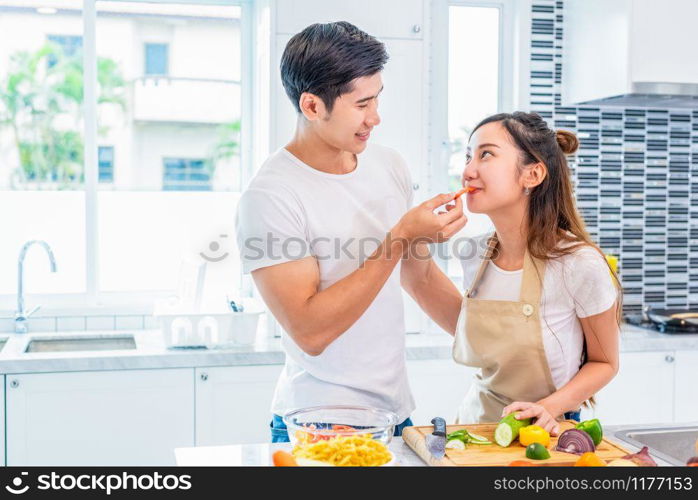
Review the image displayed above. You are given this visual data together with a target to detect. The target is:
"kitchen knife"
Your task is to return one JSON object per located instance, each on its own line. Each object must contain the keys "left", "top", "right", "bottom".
{"left": 425, "top": 417, "right": 447, "bottom": 460}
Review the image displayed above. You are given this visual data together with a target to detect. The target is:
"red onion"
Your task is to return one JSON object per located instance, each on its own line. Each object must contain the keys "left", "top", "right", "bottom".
{"left": 555, "top": 429, "right": 596, "bottom": 455}
{"left": 622, "top": 446, "right": 657, "bottom": 467}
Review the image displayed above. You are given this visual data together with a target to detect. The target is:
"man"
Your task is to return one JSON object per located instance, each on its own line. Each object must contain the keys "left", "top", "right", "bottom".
{"left": 236, "top": 21, "right": 466, "bottom": 442}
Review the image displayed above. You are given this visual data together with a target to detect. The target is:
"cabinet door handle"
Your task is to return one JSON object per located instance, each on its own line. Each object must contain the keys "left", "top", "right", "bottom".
{"left": 10, "top": 379, "right": 19, "bottom": 388}
{"left": 412, "top": 24, "right": 421, "bottom": 33}
{"left": 412, "top": 183, "right": 420, "bottom": 191}
{"left": 665, "top": 355, "right": 675, "bottom": 363}
{"left": 200, "top": 372, "right": 208, "bottom": 382}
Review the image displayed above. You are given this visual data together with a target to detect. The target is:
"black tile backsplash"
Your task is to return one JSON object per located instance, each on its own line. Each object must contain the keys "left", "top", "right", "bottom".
{"left": 531, "top": 1, "right": 696, "bottom": 313}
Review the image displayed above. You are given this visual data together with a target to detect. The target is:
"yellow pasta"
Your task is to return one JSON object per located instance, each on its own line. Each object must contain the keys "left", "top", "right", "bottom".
{"left": 293, "top": 434, "right": 392, "bottom": 466}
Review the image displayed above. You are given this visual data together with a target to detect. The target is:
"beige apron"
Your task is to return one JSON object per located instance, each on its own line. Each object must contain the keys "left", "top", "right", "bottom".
{"left": 453, "top": 233, "right": 558, "bottom": 424}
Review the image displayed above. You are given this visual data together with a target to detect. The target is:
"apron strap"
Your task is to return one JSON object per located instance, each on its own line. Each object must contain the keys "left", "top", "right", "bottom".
{"left": 519, "top": 250, "right": 546, "bottom": 305}
{"left": 466, "top": 232, "right": 547, "bottom": 305}
{"left": 465, "top": 232, "right": 497, "bottom": 298}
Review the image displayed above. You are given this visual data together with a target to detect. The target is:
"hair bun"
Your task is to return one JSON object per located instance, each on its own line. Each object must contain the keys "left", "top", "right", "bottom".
{"left": 556, "top": 130, "right": 579, "bottom": 155}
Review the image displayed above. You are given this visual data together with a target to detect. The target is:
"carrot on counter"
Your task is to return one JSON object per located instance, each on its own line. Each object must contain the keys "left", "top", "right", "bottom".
{"left": 272, "top": 450, "right": 298, "bottom": 467}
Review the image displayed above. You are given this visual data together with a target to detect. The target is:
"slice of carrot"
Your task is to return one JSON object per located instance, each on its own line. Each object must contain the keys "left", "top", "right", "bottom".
{"left": 272, "top": 450, "right": 298, "bottom": 467}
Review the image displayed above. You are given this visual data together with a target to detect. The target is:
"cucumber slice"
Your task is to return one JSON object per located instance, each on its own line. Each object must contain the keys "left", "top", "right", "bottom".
{"left": 494, "top": 413, "right": 532, "bottom": 447}
{"left": 446, "top": 439, "right": 466, "bottom": 450}
{"left": 468, "top": 432, "right": 491, "bottom": 444}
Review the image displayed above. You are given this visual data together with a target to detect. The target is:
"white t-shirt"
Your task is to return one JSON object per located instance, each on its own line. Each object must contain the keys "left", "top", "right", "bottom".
{"left": 458, "top": 233, "right": 618, "bottom": 389}
{"left": 235, "top": 144, "right": 415, "bottom": 421}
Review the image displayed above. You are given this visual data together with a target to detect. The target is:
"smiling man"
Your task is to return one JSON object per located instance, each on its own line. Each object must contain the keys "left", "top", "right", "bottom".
{"left": 235, "top": 22, "right": 467, "bottom": 442}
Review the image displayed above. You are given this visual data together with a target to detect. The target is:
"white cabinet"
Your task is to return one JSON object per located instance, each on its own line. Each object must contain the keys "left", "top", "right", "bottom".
{"left": 582, "top": 351, "right": 676, "bottom": 426}
{"left": 629, "top": 0, "right": 698, "bottom": 84}
{"left": 195, "top": 365, "right": 282, "bottom": 445}
{"left": 674, "top": 351, "right": 698, "bottom": 424}
{"left": 371, "top": 38, "right": 426, "bottom": 188}
{"left": 274, "top": 0, "right": 424, "bottom": 40}
{"left": 563, "top": 0, "right": 698, "bottom": 104}
{"left": 407, "top": 358, "right": 476, "bottom": 425}
{"left": 6, "top": 368, "right": 195, "bottom": 466}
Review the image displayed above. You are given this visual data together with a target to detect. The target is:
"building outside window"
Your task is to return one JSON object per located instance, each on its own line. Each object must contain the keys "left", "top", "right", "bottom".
{"left": 98, "top": 146, "right": 114, "bottom": 183}
{"left": 162, "top": 157, "right": 210, "bottom": 191}
{"left": 47, "top": 33, "right": 83, "bottom": 67}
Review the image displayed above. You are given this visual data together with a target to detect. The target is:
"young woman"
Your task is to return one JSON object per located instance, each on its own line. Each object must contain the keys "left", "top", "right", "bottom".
{"left": 402, "top": 111, "right": 620, "bottom": 435}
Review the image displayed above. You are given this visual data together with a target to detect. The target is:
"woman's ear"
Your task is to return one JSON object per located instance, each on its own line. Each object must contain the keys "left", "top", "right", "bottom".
{"left": 523, "top": 162, "right": 547, "bottom": 190}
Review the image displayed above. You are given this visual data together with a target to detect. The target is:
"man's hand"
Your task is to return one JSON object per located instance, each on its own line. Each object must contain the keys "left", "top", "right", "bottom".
{"left": 393, "top": 192, "right": 467, "bottom": 243}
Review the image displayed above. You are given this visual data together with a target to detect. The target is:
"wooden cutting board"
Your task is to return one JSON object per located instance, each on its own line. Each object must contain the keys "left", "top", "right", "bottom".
{"left": 402, "top": 420, "right": 632, "bottom": 466}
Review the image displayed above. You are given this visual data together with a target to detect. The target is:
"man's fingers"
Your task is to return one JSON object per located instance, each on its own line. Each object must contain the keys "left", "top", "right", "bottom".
{"left": 437, "top": 198, "right": 464, "bottom": 224}
{"left": 444, "top": 195, "right": 463, "bottom": 212}
{"left": 422, "top": 192, "right": 456, "bottom": 210}
{"left": 441, "top": 214, "right": 467, "bottom": 239}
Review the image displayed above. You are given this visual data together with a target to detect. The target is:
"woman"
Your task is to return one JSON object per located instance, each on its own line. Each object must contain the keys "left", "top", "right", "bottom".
{"left": 403, "top": 111, "right": 620, "bottom": 435}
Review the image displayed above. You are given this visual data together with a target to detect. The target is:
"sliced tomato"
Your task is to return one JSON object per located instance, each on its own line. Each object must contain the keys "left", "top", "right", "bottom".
{"left": 332, "top": 424, "right": 356, "bottom": 434}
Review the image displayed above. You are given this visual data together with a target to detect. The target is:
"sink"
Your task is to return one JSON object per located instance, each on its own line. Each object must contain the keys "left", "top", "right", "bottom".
{"left": 614, "top": 426, "right": 698, "bottom": 465}
{"left": 25, "top": 334, "right": 137, "bottom": 353}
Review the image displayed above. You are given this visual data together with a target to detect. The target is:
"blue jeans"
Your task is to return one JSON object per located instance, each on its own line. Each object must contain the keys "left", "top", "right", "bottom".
{"left": 270, "top": 414, "right": 414, "bottom": 443}
{"left": 563, "top": 410, "right": 581, "bottom": 422}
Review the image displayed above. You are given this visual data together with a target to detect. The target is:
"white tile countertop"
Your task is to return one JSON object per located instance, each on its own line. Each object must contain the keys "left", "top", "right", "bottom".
{"left": 174, "top": 422, "right": 690, "bottom": 467}
{"left": 0, "top": 324, "right": 695, "bottom": 374}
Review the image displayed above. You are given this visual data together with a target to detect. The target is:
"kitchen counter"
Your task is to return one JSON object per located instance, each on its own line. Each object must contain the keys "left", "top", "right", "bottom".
{"left": 174, "top": 423, "right": 688, "bottom": 466}
{"left": 0, "top": 324, "right": 696, "bottom": 374}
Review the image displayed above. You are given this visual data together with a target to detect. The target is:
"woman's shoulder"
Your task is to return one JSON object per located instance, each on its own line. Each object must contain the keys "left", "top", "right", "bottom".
{"left": 551, "top": 239, "right": 608, "bottom": 268}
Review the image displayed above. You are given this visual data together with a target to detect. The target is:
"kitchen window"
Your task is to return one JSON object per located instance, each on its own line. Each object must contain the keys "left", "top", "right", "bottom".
{"left": 430, "top": 0, "right": 520, "bottom": 284}
{"left": 0, "top": 0, "right": 254, "bottom": 309}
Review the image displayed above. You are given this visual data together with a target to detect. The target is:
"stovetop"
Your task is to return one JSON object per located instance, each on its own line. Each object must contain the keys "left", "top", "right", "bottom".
{"left": 624, "top": 313, "right": 698, "bottom": 334}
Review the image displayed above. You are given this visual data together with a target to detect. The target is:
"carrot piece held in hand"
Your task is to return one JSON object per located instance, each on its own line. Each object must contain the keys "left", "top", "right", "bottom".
{"left": 453, "top": 186, "right": 476, "bottom": 200}
{"left": 272, "top": 450, "right": 298, "bottom": 467}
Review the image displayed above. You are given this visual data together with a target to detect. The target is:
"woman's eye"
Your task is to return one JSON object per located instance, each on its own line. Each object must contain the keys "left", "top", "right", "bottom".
{"left": 358, "top": 104, "right": 368, "bottom": 109}
{"left": 481, "top": 150, "right": 493, "bottom": 159}
{"left": 465, "top": 154, "right": 472, "bottom": 164}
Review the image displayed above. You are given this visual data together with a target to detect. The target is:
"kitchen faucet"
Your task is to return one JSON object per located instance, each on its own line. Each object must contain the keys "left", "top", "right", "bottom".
{"left": 15, "top": 240, "right": 57, "bottom": 334}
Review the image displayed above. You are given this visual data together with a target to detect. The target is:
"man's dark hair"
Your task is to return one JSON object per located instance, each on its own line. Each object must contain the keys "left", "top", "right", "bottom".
{"left": 280, "top": 21, "right": 388, "bottom": 114}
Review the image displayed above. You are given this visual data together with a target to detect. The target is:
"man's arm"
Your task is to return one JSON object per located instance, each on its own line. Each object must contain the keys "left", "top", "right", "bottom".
{"left": 251, "top": 193, "right": 467, "bottom": 356}
{"left": 401, "top": 242, "right": 463, "bottom": 336}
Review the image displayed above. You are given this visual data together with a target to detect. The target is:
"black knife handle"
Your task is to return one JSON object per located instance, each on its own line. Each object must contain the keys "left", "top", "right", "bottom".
{"left": 431, "top": 417, "right": 447, "bottom": 437}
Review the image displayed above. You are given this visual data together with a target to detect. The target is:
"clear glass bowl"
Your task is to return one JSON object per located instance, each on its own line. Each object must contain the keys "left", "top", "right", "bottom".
{"left": 283, "top": 405, "right": 399, "bottom": 447}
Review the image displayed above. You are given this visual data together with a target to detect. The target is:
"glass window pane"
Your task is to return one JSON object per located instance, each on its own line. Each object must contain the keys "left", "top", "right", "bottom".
{"left": 144, "top": 42, "right": 168, "bottom": 76}
{"left": 447, "top": 5, "right": 501, "bottom": 279}
{"left": 0, "top": 0, "right": 86, "bottom": 295}
{"left": 95, "top": 1, "right": 243, "bottom": 297}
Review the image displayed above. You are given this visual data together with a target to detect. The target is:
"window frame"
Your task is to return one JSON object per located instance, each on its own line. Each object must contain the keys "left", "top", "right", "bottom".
{"left": 0, "top": 0, "right": 254, "bottom": 313}
{"left": 429, "top": 0, "right": 524, "bottom": 199}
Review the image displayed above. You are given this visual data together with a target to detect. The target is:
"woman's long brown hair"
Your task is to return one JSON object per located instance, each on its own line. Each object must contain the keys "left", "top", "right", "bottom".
{"left": 470, "top": 111, "right": 622, "bottom": 409}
